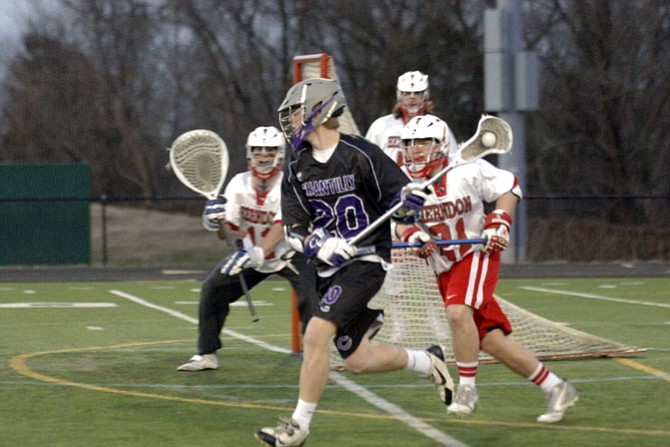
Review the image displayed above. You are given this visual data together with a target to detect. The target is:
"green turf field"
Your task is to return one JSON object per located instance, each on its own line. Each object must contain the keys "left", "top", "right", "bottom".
{"left": 1, "top": 276, "right": 668, "bottom": 446}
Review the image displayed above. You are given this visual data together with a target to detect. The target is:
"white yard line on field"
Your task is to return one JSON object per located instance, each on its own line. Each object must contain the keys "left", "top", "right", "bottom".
{"left": 109, "top": 289, "right": 468, "bottom": 447}
{"left": 521, "top": 286, "right": 670, "bottom": 309}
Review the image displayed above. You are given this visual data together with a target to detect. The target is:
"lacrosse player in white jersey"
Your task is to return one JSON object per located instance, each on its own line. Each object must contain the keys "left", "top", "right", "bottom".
{"left": 177, "top": 126, "right": 316, "bottom": 372}
{"left": 366, "top": 71, "right": 459, "bottom": 340}
{"left": 365, "top": 70, "right": 458, "bottom": 165}
{"left": 394, "top": 114, "right": 579, "bottom": 423}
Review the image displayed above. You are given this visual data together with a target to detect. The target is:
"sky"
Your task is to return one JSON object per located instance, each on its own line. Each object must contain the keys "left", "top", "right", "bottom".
{"left": 0, "top": 2, "right": 28, "bottom": 46}
{"left": 0, "top": 0, "right": 60, "bottom": 75}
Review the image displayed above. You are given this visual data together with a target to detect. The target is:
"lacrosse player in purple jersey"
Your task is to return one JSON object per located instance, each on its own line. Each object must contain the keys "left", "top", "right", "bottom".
{"left": 394, "top": 114, "right": 579, "bottom": 423}
{"left": 177, "top": 126, "right": 317, "bottom": 372}
{"left": 254, "top": 79, "right": 454, "bottom": 447}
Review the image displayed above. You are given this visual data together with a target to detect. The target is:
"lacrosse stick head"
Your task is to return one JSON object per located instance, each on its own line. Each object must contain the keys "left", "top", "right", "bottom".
{"left": 455, "top": 115, "right": 513, "bottom": 163}
{"left": 169, "top": 129, "right": 229, "bottom": 200}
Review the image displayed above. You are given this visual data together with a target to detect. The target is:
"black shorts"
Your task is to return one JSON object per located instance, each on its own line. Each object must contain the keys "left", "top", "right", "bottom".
{"left": 313, "top": 261, "right": 386, "bottom": 359}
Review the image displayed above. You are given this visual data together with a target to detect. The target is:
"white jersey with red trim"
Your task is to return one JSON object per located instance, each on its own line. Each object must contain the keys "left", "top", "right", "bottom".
{"left": 365, "top": 113, "right": 406, "bottom": 164}
{"left": 403, "top": 159, "right": 518, "bottom": 275}
{"left": 366, "top": 113, "right": 459, "bottom": 165}
{"left": 223, "top": 171, "right": 289, "bottom": 274}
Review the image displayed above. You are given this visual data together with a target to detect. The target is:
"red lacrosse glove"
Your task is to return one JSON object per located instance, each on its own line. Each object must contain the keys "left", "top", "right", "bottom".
{"left": 401, "top": 227, "right": 436, "bottom": 259}
{"left": 481, "top": 210, "right": 513, "bottom": 253}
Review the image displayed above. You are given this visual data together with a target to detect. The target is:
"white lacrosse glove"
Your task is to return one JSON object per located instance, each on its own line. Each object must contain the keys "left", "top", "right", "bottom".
{"left": 304, "top": 227, "right": 355, "bottom": 267}
{"left": 401, "top": 227, "right": 436, "bottom": 259}
{"left": 219, "top": 246, "right": 265, "bottom": 276}
{"left": 481, "top": 209, "right": 512, "bottom": 253}
{"left": 392, "top": 184, "right": 430, "bottom": 223}
{"left": 202, "top": 196, "right": 227, "bottom": 231}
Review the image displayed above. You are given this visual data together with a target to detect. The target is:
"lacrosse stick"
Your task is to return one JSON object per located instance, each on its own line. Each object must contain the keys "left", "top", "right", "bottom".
{"left": 236, "top": 239, "right": 260, "bottom": 322}
{"left": 392, "top": 238, "right": 486, "bottom": 249}
{"left": 169, "top": 129, "right": 229, "bottom": 200}
{"left": 350, "top": 115, "right": 513, "bottom": 246}
{"left": 169, "top": 129, "right": 257, "bottom": 322}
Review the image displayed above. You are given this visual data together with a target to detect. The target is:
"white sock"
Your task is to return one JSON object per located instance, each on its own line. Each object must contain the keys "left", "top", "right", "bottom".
{"left": 528, "top": 363, "right": 562, "bottom": 394}
{"left": 456, "top": 361, "right": 478, "bottom": 387}
{"left": 404, "top": 349, "right": 432, "bottom": 375}
{"left": 292, "top": 399, "right": 317, "bottom": 428}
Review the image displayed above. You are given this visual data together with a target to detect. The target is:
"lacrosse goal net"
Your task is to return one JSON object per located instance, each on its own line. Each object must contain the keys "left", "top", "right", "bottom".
{"left": 288, "top": 52, "right": 641, "bottom": 362}
{"left": 325, "top": 248, "right": 643, "bottom": 364}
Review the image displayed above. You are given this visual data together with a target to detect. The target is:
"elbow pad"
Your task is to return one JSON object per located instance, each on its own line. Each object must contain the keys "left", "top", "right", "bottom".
{"left": 285, "top": 225, "right": 309, "bottom": 253}
{"left": 511, "top": 178, "right": 523, "bottom": 201}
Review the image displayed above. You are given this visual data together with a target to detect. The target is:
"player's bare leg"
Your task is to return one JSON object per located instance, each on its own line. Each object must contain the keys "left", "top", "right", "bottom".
{"left": 445, "top": 304, "right": 480, "bottom": 416}
{"left": 344, "top": 336, "right": 408, "bottom": 373}
{"left": 299, "top": 317, "right": 337, "bottom": 402}
{"left": 345, "top": 336, "right": 453, "bottom": 406}
{"left": 481, "top": 328, "right": 538, "bottom": 377}
{"left": 256, "top": 316, "right": 335, "bottom": 446}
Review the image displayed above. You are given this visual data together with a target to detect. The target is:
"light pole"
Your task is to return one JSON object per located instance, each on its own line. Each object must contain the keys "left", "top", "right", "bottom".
{"left": 484, "top": 0, "right": 538, "bottom": 262}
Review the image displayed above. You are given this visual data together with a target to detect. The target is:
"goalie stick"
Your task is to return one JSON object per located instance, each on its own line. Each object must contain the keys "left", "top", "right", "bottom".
{"left": 169, "top": 130, "right": 257, "bottom": 321}
{"left": 169, "top": 129, "right": 230, "bottom": 200}
{"left": 350, "top": 115, "right": 513, "bottom": 246}
{"left": 235, "top": 239, "right": 260, "bottom": 322}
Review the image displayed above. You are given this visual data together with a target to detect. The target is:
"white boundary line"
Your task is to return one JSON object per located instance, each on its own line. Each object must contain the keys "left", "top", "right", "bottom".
{"left": 109, "top": 289, "right": 468, "bottom": 447}
{"left": 521, "top": 286, "right": 670, "bottom": 309}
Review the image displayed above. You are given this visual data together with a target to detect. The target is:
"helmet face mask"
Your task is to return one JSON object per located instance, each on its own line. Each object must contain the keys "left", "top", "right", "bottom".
{"left": 401, "top": 115, "right": 450, "bottom": 179}
{"left": 245, "top": 126, "right": 286, "bottom": 179}
{"left": 277, "top": 78, "right": 346, "bottom": 152}
{"left": 396, "top": 71, "right": 430, "bottom": 115}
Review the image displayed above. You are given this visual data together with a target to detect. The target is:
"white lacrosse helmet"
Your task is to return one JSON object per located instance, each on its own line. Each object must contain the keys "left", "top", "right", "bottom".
{"left": 396, "top": 71, "right": 430, "bottom": 114}
{"left": 277, "top": 78, "right": 347, "bottom": 152}
{"left": 245, "top": 126, "right": 286, "bottom": 179}
{"left": 400, "top": 114, "right": 451, "bottom": 179}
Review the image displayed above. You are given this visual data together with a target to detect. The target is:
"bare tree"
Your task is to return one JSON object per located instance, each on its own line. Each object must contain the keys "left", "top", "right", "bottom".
{"left": 526, "top": 0, "right": 670, "bottom": 224}
{"left": 0, "top": 0, "right": 668, "bottom": 260}
{"left": 0, "top": 33, "right": 116, "bottom": 191}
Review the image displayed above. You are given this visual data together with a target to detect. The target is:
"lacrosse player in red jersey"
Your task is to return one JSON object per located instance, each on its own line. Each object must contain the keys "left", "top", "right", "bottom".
{"left": 366, "top": 70, "right": 458, "bottom": 166}
{"left": 394, "top": 114, "right": 579, "bottom": 423}
{"left": 366, "top": 71, "right": 459, "bottom": 342}
{"left": 255, "top": 79, "right": 453, "bottom": 447}
{"left": 177, "top": 126, "right": 317, "bottom": 372}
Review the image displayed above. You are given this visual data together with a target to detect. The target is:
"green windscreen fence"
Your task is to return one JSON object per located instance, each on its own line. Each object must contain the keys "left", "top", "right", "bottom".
{"left": 0, "top": 163, "right": 91, "bottom": 265}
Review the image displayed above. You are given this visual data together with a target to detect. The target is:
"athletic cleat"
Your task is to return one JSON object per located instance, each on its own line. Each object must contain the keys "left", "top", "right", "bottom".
{"left": 537, "top": 380, "right": 579, "bottom": 423}
{"left": 447, "top": 384, "right": 479, "bottom": 416}
{"left": 425, "top": 344, "right": 454, "bottom": 405}
{"left": 176, "top": 354, "right": 219, "bottom": 371}
{"left": 255, "top": 418, "right": 309, "bottom": 446}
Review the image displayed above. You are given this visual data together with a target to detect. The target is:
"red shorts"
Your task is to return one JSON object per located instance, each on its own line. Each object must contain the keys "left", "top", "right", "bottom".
{"left": 436, "top": 251, "right": 512, "bottom": 343}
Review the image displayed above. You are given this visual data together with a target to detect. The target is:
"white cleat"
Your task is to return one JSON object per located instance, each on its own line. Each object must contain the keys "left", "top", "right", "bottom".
{"left": 537, "top": 380, "right": 579, "bottom": 423}
{"left": 177, "top": 354, "right": 219, "bottom": 371}
{"left": 425, "top": 344, "right": 454, "bottom": 406}
{"left": 255, "top": 417, "right": 309, "bottom": 446}
{"left": 447, "top": 384, "right": 479, "bottom": 416}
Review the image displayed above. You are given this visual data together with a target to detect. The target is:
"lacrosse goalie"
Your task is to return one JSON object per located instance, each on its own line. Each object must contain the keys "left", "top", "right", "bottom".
{"left": 177, "top": 126, "right": 317, "bottom": 372}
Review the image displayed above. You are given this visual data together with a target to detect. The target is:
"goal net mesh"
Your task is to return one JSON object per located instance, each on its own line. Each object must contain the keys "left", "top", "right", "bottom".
{"left": 290, "top": 53, "right": 641, "bottom": 365}
{"left": 331, "top": 249, "right": 642, "bottom": 366}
